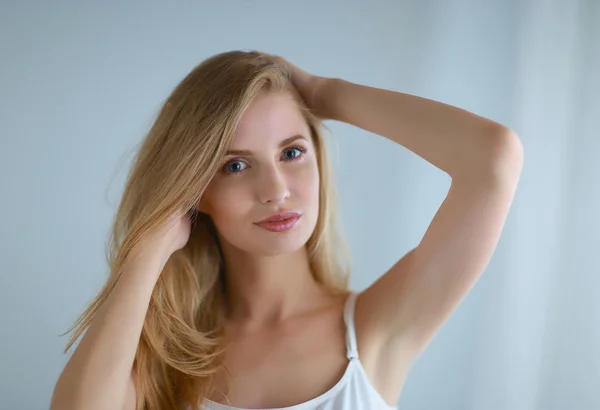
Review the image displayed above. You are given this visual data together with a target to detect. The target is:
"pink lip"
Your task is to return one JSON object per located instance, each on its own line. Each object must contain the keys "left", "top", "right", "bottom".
{"left": 255, "top": 211, "right": 301, "bottom": 224}
{"left": 254, "top": 211, "right": 301, "bottom": 233}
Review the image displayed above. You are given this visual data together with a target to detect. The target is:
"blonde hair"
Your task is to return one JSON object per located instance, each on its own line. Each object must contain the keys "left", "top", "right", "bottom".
{"left": 61, "top": 50, "right": 350, "bottom": 410}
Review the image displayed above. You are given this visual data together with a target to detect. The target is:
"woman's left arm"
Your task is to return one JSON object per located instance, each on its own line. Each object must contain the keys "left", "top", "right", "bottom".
{"left": 316, "top": 77, "right": 524, "bottom": 359}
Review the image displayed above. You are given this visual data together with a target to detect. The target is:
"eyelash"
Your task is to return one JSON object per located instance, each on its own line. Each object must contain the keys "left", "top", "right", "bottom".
{"left": 222, "top": 145, "right": 308, "bottom": 176}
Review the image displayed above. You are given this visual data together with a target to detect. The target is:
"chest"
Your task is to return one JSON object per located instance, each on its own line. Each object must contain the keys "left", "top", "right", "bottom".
{"left": 206, "top": 306, "right": 349, "bottom": 408}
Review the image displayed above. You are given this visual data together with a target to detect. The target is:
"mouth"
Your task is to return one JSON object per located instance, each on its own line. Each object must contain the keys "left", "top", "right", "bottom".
{"left": 255, "top": 213, "right": 301, "bottom": 232}
{"left": 255, "top": 211, "right": 301, "bottom": 224}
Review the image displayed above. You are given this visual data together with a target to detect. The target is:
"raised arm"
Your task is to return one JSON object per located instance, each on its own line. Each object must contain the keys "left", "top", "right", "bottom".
{"left": 318, "top": 77, "right": 523, "bottom": 357}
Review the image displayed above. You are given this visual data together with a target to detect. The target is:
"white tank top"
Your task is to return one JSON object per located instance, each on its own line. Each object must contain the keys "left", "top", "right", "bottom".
{"left": 201, "top": 292, "right": 397, "bottom": 410}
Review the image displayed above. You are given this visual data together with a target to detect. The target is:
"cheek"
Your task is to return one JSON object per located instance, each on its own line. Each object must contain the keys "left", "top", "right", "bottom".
{"left": 308, "top": 168, "right": 320, "bottom": 204}
{"left": 204, "top": 182, "right": 251, "bottom": 226}
{"left": 294, "top": 159, "right": 320, "bottom": 208}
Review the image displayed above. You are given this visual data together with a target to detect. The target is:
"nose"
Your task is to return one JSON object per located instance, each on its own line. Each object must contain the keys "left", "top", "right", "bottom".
{"left": 257, "top": 165, "right": 290, "bottom": 204}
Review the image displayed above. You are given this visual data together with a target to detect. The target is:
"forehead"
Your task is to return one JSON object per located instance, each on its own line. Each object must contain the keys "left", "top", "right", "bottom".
{"left": 232, "top": 92, "right": 310, "bottom": 147}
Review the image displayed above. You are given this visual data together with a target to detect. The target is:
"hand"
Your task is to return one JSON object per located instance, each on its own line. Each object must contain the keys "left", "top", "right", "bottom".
{"left": 132, "top": 210, "right": 192, "bottom": 263}
{"left": 253, "top": 51, "right": 331, "bottom": 119}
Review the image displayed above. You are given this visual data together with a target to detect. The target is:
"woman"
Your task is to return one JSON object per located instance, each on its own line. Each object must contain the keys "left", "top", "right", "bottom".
{"left": 51, "top": 50, "right": 523, "bottom": 410}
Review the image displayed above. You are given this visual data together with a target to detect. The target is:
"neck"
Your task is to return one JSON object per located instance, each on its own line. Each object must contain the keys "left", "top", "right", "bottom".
{"left": 218, "top": 243, "right": 329, "bottom": 327}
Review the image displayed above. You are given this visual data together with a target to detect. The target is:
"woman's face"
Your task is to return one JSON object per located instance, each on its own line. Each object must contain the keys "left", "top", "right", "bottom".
{"left": 198, "top": 91, "right": 320, "bottom": 256}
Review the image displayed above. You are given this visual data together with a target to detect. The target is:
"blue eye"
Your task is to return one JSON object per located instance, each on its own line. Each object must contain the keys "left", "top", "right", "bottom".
{"left": 282, "top": 146, "right": 306, "bottom": 161}
{"left": 223, "top": 160, "right": 248, "bottom": 174}
{"left": 223, "top": 146, "right": 306, "bottom": 175}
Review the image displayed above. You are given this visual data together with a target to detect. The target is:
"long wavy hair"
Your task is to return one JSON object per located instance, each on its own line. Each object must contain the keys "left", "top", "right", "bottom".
{"left": 61, "top": 50, "right": 351, "bottom": 410}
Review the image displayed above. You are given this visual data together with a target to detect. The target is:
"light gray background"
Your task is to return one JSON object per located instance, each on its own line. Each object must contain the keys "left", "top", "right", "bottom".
{"left": 1, "top": 1, "right": 598, "bottom": 409}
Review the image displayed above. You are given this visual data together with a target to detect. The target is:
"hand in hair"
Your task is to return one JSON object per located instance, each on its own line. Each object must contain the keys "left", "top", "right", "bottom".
{"left": 133, "top": 210, "right": 192, "bottom": 262}
{"left": 253, "top": 51, "right": 331, "bottom": 119}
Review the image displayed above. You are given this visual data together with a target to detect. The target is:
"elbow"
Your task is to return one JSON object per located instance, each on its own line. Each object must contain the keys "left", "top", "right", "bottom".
{"left": 479, "top": 126, "right": 524, "bottom": 184}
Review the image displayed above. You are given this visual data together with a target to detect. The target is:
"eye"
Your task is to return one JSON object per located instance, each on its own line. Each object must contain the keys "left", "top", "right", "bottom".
{"left": 222, "top": 146, "right": 307, "bottom": 176}
{"left": 282, "top": 146, "right": 306, "bottom": 161}
{"left": 223, "top": 160, "right": 248, "bottom": 175}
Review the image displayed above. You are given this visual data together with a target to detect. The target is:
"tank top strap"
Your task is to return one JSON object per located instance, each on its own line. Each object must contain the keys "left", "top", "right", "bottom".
{"left": 343, "top": 291, "right": 359, "bottom": 360}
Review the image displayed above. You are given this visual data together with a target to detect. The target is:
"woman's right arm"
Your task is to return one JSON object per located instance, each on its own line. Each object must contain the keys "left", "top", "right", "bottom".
{"left": 50, "top": 251, "right": 167, "bottom": 410}
{"left": 50, "top": 211, "right": 191, "bottom": 410}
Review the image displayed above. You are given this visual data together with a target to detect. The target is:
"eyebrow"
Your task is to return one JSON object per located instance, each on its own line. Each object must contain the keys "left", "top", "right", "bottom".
{"left": 225, "top": 134, "right": 308, "bottom": 156}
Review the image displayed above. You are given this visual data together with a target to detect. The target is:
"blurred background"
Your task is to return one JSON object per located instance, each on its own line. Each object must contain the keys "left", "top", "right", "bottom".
{"left": 1, "top": 1, "right": 598, "bottom": 409}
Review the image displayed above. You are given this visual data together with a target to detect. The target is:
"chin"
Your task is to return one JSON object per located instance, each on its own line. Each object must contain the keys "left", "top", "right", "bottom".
{"left": 240, "top": 223, "right": 315, "bottom": 256}
{"left": 244, "top": 231, "right": 311, "bottom": 257}
{"left": 251, "top": 242, "right": 306, "bottom": 257}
